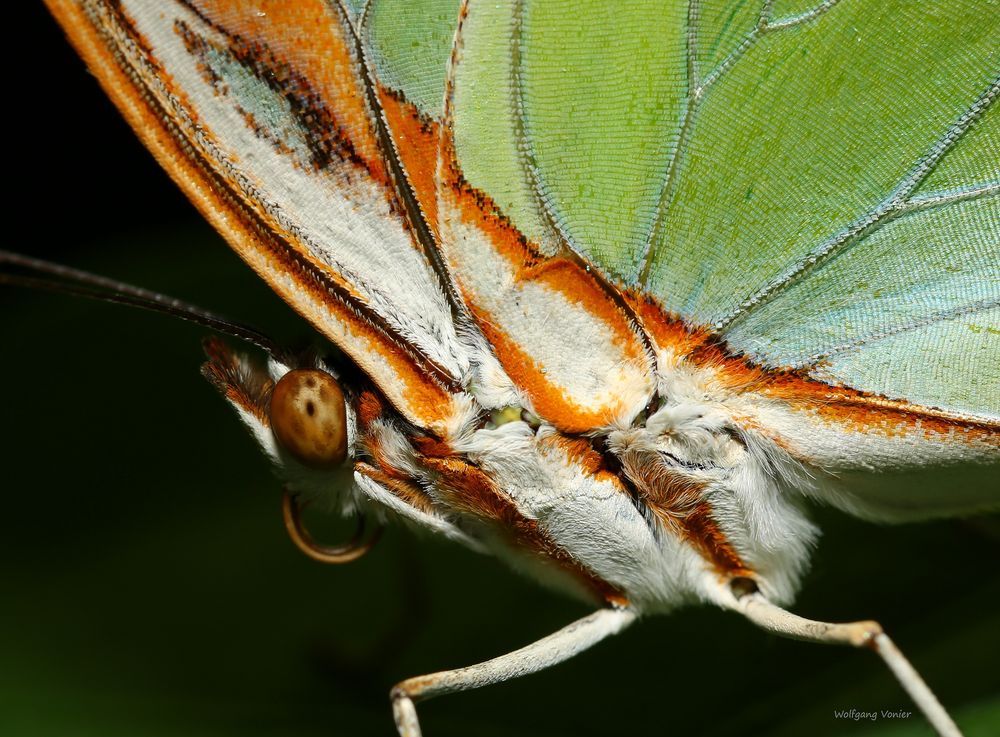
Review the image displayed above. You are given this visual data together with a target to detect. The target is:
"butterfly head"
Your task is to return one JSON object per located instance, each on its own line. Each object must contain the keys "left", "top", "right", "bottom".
{"left": 201, "top": 337, "right": 364, "bottom": 516}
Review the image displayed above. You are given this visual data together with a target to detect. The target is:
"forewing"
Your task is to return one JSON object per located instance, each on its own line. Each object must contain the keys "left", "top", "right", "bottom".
{"left": 45, "top": 0, "right": 472, "bottom": 432}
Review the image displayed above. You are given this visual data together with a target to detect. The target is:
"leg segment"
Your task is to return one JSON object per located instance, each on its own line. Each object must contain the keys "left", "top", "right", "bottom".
{"left": 732, "top": 591, "right": 962, "bottom": 737}
{"left": 391, "top": 606, "right": 636, "bottom": 737}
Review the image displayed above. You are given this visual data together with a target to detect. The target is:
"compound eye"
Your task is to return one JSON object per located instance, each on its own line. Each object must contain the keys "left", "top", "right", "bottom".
{"left": 269, "top": 369, "right": 347, "bottom": 469}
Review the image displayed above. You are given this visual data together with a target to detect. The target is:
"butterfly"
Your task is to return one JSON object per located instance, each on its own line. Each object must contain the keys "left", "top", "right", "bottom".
{"left": 6, "top": 0, "right": 998, "bottom": 735}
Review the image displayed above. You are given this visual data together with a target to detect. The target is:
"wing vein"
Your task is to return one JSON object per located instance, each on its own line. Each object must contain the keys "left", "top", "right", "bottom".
{"left": 766, "top": 0, "right": 842, "bottom": 31}
{"left": 902, "top": 181, "right": 1000, "bottom": 214}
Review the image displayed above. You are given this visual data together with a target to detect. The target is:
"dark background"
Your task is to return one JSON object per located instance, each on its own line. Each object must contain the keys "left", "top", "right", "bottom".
{"left": 2, "top": 5, "right": 998, "bottom": 736}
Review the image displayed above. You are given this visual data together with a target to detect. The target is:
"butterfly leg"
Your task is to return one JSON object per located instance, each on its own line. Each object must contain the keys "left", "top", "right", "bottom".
{"left": 731, "top": 589, "right": 962, "bottom": 737}
{"left": 390, "top": 605, "right": 636, "bottom": 737}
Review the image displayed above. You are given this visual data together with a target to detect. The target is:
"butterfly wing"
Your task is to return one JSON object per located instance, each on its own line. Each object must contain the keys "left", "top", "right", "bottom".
{"left": 45, "top": 0, "right": 480, "bottom": 433}
{"left": 645, "top": 1, "right": 1000, "bottom": 426}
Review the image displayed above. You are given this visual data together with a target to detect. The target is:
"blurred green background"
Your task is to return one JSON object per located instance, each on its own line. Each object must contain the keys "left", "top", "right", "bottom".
{"left": 2, "top": 5, "right": 997, "bottom": 737}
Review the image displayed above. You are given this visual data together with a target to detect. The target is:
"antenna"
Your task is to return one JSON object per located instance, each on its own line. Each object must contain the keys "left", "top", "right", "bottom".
{"left": 0, "top": 250, "right": 285, "bottom": 358}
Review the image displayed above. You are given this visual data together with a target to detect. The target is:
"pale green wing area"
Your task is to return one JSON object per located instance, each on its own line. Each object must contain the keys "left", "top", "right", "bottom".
{"left": 364, "top": 0, "right": 460, "bottom": 118}
{"left": 811, "top": 307, "right": 1000, "bottom": 421}
{"left": 635, "top": 0, "right": 1000, "bottom": 421}
{"left": 699, "top": 1, "right": 1000, "bottom": 420}
{"left": 451, "top": 0, "right": 688, "bottom": 262}
{"left": 445, "top": 0, "right": 691, "bottom": 270}
{"left": 726, "top": 195, "right": 1000, "bottom": 373}
{"left": 511, "top": 1, "right": 687, "bottom": 275}
{"left": 448, "top": 0, "right": 560, "bottom": 252}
